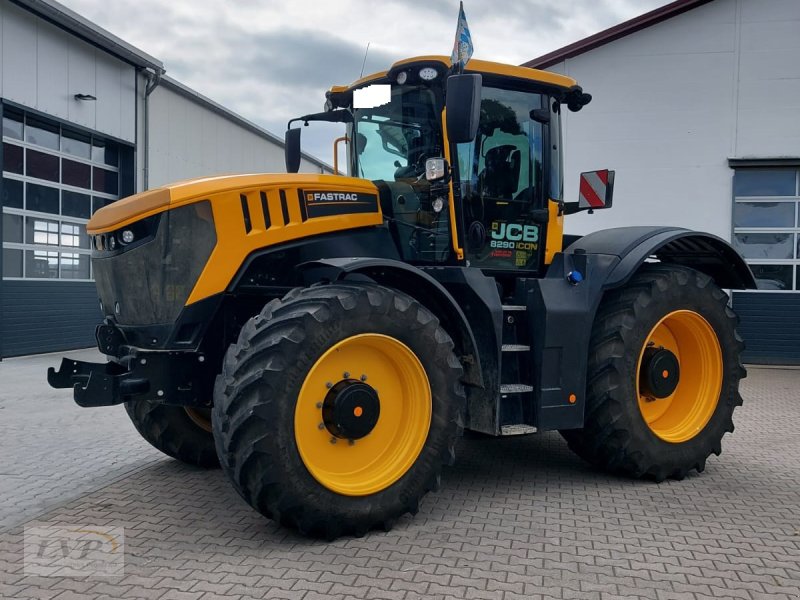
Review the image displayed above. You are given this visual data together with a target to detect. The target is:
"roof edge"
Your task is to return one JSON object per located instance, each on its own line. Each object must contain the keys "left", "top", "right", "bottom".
{"left": 159, "top": 76, "right": 333, "bottom": 172}
{"left": 11, "top": 0, "right": 164, "bottom": 72}
{"left": 728, "top": 157, "right": 800, "bottom": 168}
{"left": 523, "top": 0, "right": 713, "bottom": 70}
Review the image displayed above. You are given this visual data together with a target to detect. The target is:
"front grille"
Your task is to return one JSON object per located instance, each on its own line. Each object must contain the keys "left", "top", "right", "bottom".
{"left": 93, "top": 201, "right": 216, "bottom": 326}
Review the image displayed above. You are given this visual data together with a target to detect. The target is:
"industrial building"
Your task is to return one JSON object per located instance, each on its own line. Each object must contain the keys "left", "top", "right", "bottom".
{"left": 526, "top": 0, "right": 800, "bottom": 364}
{"left": 3, "top": 0, "right": 798, "bottom": 366}
{"left": 0, "top": 0, "right": 329, "bottom": 357}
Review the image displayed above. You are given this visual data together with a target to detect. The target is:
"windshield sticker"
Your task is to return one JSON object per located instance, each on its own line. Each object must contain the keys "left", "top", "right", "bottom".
{"left": 486, "top": 221, "right": 540, "bottom": 267}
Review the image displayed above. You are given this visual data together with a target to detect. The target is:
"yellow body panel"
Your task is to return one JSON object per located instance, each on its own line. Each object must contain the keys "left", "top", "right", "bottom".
{"left": 544, "top": 200, "right": 564, "bottom": 264}
{"left": 90, "top": 174, "right": 383, "bottom": 305}
{"left": 331, "top": 55, "right": 578, "bottom": 94}
{"left": 441, "top": 107, "right": 465, "bottom": 261}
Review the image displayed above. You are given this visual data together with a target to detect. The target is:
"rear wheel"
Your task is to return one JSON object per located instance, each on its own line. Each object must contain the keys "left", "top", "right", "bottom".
{"left": 125, "top": 402, "right": 219, "bottom": 468}
{"left": 212, "top": 283, "right": 465, "bottom": 538}
{"left": 561, "top": 265, "right": 745, "bottom": 481}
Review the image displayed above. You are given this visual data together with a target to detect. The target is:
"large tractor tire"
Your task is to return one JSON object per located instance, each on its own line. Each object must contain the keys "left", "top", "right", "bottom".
{"left": 125, "top": 402, "right": 219, "bottom": 468}
{"left": 561, "top": 264, "right": 745, "bottom": 482}
{"left": 212, "top": 283, "right": 465, "bottom": 539}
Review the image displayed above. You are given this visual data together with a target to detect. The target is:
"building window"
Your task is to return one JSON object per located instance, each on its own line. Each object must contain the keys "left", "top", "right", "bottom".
{"left": 2, "top": 106, "right": 124, "bottom": 281}
{"left": 733, "top": 168, "right": 800, "bottom": 291}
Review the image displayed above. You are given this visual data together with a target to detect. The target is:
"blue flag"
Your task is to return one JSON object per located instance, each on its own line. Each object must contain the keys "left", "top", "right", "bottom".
{"left": 451, "top": 2, "right": 473, "bottom": 69}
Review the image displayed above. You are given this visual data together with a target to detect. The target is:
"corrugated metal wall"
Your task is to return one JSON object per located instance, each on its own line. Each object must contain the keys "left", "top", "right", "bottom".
{"left": 732, "top": 292, "right": 800, "bottom": 365}
{"left": 0, "top": 1, "right": 137, "bottom": 143}
{"left": 1, "top": 281, "right": 100, "bottom": 357}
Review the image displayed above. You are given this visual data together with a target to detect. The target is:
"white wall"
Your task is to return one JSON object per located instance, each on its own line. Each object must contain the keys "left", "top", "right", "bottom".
{"left": 146, "top": 84, "right": 325, "bottom": 189}
{"left": 0, "top": 0, "right": 136, "bottom": 142}
{"left": 548, "top": 0, "right": 800, "bottom": 241}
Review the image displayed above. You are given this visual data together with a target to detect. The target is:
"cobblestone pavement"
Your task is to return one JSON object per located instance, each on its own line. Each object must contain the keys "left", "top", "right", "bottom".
{"left": 0, "top": 352, "right": 798, "bottom": 600}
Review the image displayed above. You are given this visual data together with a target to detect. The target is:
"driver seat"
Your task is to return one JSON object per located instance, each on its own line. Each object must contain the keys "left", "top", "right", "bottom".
{"left": 479, "top": 145, "right": 520, "bottom": 200}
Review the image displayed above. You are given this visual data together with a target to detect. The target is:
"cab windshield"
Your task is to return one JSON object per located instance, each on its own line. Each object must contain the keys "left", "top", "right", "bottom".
{"left": 351, "top": 84, "right": 443, "bottom": 181}
{"left": 349, "top": 83, "right": 451, "bottom": 265}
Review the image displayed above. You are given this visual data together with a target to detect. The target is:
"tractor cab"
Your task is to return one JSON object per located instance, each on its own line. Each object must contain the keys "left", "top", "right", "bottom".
{"left": 285, "top": 56, "right": 596, "bottom": 276}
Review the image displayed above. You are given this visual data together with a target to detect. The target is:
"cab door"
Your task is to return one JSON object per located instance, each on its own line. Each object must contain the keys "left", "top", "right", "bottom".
{"left": 457, "top": 87, "right": 548, "bottom": 272}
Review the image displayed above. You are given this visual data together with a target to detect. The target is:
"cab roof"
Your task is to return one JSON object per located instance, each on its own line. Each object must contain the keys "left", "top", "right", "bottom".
{"left": 329, "top": 55, "right": 580, "bottom": 95}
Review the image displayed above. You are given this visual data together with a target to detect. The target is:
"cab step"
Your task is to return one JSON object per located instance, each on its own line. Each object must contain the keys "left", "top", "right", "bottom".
{"left": 501, "top": 344, "right": 529, "bottom": 352}
{"left": 502, "top": 304, "right": 526, "bottom": 312}
{"left": 500, "top": 424, "right": 538, "bottom": 436}
{"left": 500, "top": 383, "right": 534, "bottom": 394}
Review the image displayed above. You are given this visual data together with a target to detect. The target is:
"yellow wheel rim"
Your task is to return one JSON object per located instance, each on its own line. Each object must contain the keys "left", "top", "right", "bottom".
{"left": 294, "top": 334, "right": 432, "bottom": 496}
{"left": 637, "top": 310, "right": 723, "bottom": 443}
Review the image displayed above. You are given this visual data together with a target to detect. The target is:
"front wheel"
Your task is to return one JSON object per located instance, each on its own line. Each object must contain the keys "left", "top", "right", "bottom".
{"left": 561, "top": 265, "right": 745, "bottom": 481}
{"left": 212, "top": 283, "right": 465, "bottom": 538}
{"left": 125, "top": 401, "right": 219, "bottom": 468}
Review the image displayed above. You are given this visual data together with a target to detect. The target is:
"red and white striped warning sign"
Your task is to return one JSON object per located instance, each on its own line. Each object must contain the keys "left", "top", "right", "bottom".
{"left": 579, "top": 169, "right": 611, "bottom": 209}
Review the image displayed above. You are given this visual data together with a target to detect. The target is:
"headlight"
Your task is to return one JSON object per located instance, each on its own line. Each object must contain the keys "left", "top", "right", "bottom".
{"left": 419, "top": 67, "right": 438, "bottom": 81}
{"left": 121, "top": 230, "right": 134, "bottom": 244}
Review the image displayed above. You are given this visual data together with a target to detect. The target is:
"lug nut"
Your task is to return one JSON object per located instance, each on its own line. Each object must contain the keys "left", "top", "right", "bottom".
{"left": 316, "top": 402, "right": 323, "bottom": 409}
{"left": 318, "top": 422, "right": 325, "bottom": 430}
{"left": 343, "top": 372, "right": 350, "bottom": 379}
{"left": 330, "top": 437, "right": 337, "bottom": 444}
{"left": 325, "top": 382, "right": 333, "bottom": 389}
{"left": 360, "top": 374, "right": 367, "bottom": 382}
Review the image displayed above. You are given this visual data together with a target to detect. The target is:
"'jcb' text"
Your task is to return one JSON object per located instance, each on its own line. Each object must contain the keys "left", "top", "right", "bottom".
{"left": 490, "top": 223, "right": 539, "bottom": 250}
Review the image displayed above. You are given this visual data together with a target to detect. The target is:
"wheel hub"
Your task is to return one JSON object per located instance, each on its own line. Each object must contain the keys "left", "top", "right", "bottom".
{"left": 640, "top": 347, "right": 680, "bottom": 399}
{"left": 322, "top": 380, "right": 380, "bottom": 440}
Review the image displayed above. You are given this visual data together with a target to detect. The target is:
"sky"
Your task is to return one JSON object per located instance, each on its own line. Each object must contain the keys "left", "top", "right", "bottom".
{"left": 59, "top": 0, "right": 665, "bottom": 165}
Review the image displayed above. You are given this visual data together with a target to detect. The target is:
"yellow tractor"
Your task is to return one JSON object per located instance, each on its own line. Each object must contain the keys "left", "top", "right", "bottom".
{"left": 49, "top": 55, "right": 755, "bottom": 538}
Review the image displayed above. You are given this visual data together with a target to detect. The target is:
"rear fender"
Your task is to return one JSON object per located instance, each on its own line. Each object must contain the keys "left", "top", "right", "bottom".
{"left": 533, "top": 226, "right": 755, "bottom": 432}
{"left": 568, "top": 226, "right": 756, "bottom": 290}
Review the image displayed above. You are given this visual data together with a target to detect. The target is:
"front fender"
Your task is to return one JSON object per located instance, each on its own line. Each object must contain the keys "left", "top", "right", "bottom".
{"left": 299, "top": 257, "right": 484, "bottom": 388}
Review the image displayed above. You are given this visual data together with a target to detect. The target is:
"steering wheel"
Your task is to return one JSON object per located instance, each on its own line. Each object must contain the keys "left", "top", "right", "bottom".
{"left": 394, "top": 153, "right": 428, "bottom": 180}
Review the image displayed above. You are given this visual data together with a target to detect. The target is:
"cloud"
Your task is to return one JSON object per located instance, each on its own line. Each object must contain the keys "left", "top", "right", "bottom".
{"left": 58, "top": 0, "right": 664, "bottom": 161}
{"left": 223, "top": 29, "right": 399, "bottom": 93}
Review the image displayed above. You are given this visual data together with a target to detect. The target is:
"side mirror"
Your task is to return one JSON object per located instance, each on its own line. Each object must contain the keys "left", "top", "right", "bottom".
{"left": 446, "top": 74, "right": 482, "bottom": 143}
{"left": 563, "top": 169, "right": 615, "bottom": 215}
{"left": 285, "top": 128, "right": 301, "bottom": 173}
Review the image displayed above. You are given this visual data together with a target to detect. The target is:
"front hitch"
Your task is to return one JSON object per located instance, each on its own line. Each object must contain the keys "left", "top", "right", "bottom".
{"left": 47, "top": 351, "right": 210, "bottom": 408}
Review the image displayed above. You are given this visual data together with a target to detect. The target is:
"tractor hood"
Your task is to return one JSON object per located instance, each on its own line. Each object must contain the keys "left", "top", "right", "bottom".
{"left": 88, "top": 173, "right": 379, "bottom": 234}
{"left": 89, "top": 173, "right": 384, "bottom": 309}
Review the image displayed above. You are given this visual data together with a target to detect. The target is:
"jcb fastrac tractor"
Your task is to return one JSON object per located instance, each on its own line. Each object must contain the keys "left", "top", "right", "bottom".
{"left": 49, "top": 56, "right": 755, "bottom": 538}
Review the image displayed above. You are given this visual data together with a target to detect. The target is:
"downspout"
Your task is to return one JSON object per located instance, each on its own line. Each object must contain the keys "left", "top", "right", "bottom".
{"left": 143, "top": 68, "right": 165, "bottom": 190}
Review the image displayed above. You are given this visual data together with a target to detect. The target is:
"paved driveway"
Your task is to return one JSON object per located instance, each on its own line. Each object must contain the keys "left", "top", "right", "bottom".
{"left": 0, "top": 350, "right": 798, "bottom": 599}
